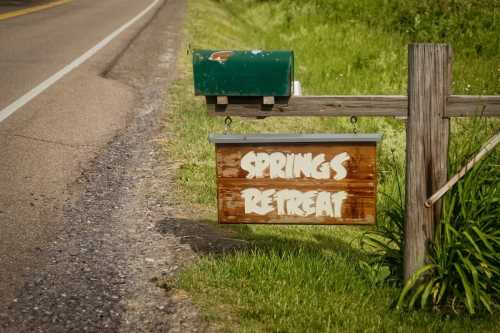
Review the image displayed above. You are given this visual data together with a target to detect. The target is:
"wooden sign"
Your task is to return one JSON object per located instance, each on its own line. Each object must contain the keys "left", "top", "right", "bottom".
{"left": 209, "top": 134, "right": 381, "bottom": 225}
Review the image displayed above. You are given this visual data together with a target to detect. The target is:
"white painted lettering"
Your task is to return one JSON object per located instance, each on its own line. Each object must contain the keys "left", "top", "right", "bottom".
{"left": 293, "top": 153, "right": 312, "bottom": 178}
{"left": 274, "top": 189, "right": 289, "bottom": 215}
{"left": 332, "top": 191, "right": 348, "bottom": 217}
{"left": 311, "top": 153, "right": 330, "bottom": 179}
{"left": 285, "top": 153, "right": 294, "bottom": 179}
{"left": 241, "top": 188, "right": 261, "bottom": 214}
{"left": 285, "top": 190, "right": 305, "bottom": 216}
{"left": 302, "top": 191, "right": 317, "bottom": 216}
{"left": 239, "top": 151, "right": 351, "bottom": 180}
{"left": 255, "top": 152, "right": 270, "bottom": 178}
{"left": 316, "top": 191, "right": 334, "bottom": 217}
{"left": 241, "top": 188, "right": 348, "bottom": 218}
{"left": 269, "top": 152, "right": 286, "bottom": 179}
{"left": 241, "top": 151, "right": 256, "bottom": 179}
{"left": 330, "top": 152, "right": 350, "bottom": 180}
{"left": 260, "top": 189, "right": 276, "bottom": 215}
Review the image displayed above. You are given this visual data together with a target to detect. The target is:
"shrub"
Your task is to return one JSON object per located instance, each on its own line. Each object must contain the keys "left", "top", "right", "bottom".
{"left": 397, "top": 120, "right": 500, "bottom": 314}
{"left": 363, "top": 119, "right": 500, "bottom": 314}
{"left": 360, "top": 150, "right": 405, "bottom": 286}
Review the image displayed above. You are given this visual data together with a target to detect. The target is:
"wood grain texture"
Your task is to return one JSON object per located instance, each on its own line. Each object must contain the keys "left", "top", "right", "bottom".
{"left": 206, "top": 95, "right": 500, "bottom": 118}
{"left": 446, "top": 95, "right": 500, "bottom": 117}
{"left": 404, "top": 44, "right": 451, "bottom": 281}
{"left": 207, "top": 95, "right": 407, "bottom": 117}
{"left": 426, "top": 131, "right": 500, "bottom": 207}
{"left": 215, "top": 142, "right": 377, "bottom": 225}
{"left": 216, "top": 96, "right": 229, "bottom": 105}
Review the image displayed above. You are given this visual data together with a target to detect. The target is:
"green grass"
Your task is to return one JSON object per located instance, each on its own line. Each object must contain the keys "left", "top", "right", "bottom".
{"left": 165, "top": 0, "right": 500, "bottom": 331}
{"left": 180, "top": 240, "right": 497, "bottom": 332}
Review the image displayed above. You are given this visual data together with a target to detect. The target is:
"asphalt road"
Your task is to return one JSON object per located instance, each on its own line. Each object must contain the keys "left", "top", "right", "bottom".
{"left": 0, "top": 0, "right": 165, "bottom": 308}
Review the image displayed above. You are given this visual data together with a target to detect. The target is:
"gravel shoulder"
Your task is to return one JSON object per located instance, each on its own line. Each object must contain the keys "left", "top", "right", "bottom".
{"left": 0, "top": 0, "right": 215, "bottom": 331}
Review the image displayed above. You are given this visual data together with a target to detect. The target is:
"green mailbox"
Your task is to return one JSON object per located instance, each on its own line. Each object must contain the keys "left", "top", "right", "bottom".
{"left": 193, "top": 50, "right": 294, "bottom": 98}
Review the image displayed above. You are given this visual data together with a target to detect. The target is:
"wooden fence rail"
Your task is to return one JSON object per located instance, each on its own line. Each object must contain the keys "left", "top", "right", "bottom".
{"left": 208, "top": 95, "right": 500, "bottom": 118}
{"left": 446, "top": 95, "right": 500, "bottom": 117}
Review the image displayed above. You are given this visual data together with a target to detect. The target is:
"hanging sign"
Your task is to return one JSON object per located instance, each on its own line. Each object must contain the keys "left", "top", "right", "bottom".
{"left": 209, "top": 133, "right": 381, "bottom": 225}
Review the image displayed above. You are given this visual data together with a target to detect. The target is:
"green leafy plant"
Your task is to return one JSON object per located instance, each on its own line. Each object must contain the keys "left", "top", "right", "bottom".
{"left": 397, "top": 123, "right": 500, "bottom": 314}
{"left": 362, "top": 119, "right": 500, "bottom": 314}
{"left": 360, "top": 150, "right": 405, "bottom": 285}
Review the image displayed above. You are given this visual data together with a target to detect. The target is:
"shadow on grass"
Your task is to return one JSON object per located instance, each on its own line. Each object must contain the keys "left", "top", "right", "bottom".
{"left": 156, "top": 218, "right": 366, "bottom": 263}
{"left": 156, "top": 217, "right": 250, "bottom": 254}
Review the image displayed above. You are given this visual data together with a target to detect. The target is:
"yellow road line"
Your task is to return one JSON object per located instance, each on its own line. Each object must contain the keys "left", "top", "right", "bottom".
{"left": 0, "top": 0, "right": 72, "bottom": 21}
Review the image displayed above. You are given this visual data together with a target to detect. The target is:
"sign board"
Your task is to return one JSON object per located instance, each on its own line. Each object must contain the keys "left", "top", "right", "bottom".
{"left": 209, "top": 134, "right": 381, "bottom": 225}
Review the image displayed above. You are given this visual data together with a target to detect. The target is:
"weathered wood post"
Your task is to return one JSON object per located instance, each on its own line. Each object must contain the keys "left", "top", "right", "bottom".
{"left": 404, "top": 43, "right": 452, "bottom": 280}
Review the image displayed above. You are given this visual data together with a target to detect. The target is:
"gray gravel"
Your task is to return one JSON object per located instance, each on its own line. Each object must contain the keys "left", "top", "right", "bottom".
{"left": 0, "top": 1, "right": 209, "bottom": 331}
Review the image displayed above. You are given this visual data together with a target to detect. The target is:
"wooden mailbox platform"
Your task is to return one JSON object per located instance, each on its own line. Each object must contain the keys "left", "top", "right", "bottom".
{"left": 210, "top": 134, "right": 382, "bottom": 225}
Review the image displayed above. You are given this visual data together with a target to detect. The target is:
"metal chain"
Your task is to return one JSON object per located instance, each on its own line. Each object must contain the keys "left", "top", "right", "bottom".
{"left": 224, "top": 116, "right": 233, "bottom": 135}
{"left": 350, "top": 115, "right": 358, "bottom": 134}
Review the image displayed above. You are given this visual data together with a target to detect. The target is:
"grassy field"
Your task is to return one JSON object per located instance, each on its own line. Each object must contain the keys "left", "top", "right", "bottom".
{"left": 165, "top": 0, "right": 499, "bottom": 331}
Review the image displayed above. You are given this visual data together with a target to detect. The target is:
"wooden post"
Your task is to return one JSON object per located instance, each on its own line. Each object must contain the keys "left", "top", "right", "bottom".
{"left": 404, "top": 44, "right": 451, "bottom": 281}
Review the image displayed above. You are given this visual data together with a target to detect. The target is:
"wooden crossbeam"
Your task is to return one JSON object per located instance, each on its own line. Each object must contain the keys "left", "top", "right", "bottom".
{"left": 446, "top": 95, "right": 500, "bottom": 117}
{"left": 207, "top": 95, "right": 499, "bottom": 118}
{"left": 207, "top": 95, "right": 407, "bottom": 117}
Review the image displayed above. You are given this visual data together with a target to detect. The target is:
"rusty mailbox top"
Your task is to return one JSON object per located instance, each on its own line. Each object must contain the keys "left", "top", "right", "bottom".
{"left": 193, "top": 50, "right": 294, "bottom": 97}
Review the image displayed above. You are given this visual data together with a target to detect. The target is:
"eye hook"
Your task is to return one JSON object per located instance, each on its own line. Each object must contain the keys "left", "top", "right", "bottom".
{"left": 224, "top": 116, "right": 233, "bottom": 135}
{"left": 350, "top": 116, "right": 358, "bottom": 134}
